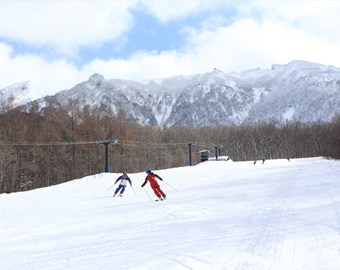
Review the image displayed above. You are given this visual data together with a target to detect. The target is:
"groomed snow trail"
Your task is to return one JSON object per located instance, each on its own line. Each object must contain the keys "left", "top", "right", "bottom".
{"left": 1, "top": 157, "right": 340, "bottom": 270}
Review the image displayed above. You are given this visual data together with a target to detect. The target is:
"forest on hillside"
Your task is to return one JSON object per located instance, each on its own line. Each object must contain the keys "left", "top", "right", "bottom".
{"left": 1, "top": 97, "right": 340, "bottom": 194}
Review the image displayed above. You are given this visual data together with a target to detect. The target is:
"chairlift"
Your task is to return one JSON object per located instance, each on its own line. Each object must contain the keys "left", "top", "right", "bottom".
{"left": 49, "top": 150, "right": 56, "bottom": 162}
{"left": 95, "top": 145, "right": 101, "bottom": 158}
{"left": 27, "top": 151, "right": 35, "bottom": 163}
{"left": 158, "top": 148, "right": 165, "bottom": 157}
{"left": 119, "top": 148, "right": 125, "bottom": 156}
{"left": 65, "top": 145, "right": 72, "bottom": 161}
{"left": 172, "top": 145, "right": 178, "bottom": 155}
{"left": 81, "top": 149, "right": 88, "bottom": 160}
{"left": 65, "top": 152, "right": 72, "bottom": 161}
{"left": 10, "top": 152, "right": 18, "bottom": 165}
{"left": 65, "top": 150, "right": 72, "bottom": 161}
{"left": 26, "top": 145, "right": 35, "bottom": 163}
{"left": 126, "top": 148, "right": 133, "bottom": 158}
{"left": 141, "top": 150, "right": 150, "bottom": 158}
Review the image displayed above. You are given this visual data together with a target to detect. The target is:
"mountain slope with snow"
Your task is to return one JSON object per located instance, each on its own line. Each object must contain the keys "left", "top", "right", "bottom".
{"left": 240, "top": 61, "right": 340, "bottom": 123}
{"left": 2, "top": 60, "right": 339, "bottom": 127}
{"left": 21, "top": 60, "right": 340, "bottom": 127}
{"left": 1, "top": 157, "right": 340, "bottom": 270}
{"left": 0, "top": 81, "right": 36, "bottom": 108}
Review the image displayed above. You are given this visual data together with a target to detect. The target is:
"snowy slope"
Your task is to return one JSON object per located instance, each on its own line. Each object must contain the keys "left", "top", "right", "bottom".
{"left": 1, "top": 157, "right": 340, "bottom": 270}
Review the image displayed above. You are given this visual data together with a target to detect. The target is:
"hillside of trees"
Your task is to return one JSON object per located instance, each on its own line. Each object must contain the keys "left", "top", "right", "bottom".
{"left": 1, "top": 98, "right": 340, "bottom": 194}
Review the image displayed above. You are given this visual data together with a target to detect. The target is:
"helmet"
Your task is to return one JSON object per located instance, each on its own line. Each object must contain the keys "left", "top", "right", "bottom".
{"left": 145, "top": 168, "right": 151, "bottom": 173}
{"left": 123, "top": 171, "right": 127, "bottom": 175}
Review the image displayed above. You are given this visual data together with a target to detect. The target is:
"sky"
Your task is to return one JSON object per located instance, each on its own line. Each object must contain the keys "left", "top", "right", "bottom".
{"left": 1, "top": 0, "right": 340, "bottom": 98}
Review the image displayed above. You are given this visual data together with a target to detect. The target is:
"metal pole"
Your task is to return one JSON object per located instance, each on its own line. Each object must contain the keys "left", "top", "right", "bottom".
{"left": 104, "top": 143, "right": 109, "bottom": 172}
{"left": 189, "top": 143, "right": 192, "bottom": 166}
{"left": 99, "top": 138, "right": 117, "bottom": 173}
{"left": 188, "top": 142, "right": 196, "bottom": 166}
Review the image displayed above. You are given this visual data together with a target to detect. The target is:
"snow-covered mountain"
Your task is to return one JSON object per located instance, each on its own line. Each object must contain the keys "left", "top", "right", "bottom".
{"left": 237, "top": 60, "right": 340, "bottom": 124}
{"left": 0, "top": 81, "right": 36, "bottom": 108}
{"left": 19, "top": 60, "right": 340, "bottom": 126}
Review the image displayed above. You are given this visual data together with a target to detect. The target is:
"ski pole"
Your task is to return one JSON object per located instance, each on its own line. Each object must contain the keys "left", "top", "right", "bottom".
{"left": 162, "top": 180, "right": 177, "bottom": 192}
{"left": 131, "top": 185, "right": 137, "bottom": 195}
{"left": 107, "top": 183, "right": 115, "bottom": 191}
{"left": 143, "top": 187, "right": 152, "bottom": 200}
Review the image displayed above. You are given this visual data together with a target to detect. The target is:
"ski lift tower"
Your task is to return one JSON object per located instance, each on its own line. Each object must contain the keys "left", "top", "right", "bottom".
{"left": 188, "top": 142, "right": 197, "bottom": 166}
{"left": 98, "top": 138, "right": 118, "bottom": 172}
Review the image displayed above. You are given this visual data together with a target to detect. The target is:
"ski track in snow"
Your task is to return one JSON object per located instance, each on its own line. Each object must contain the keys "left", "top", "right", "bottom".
{"left": 1, "top": 157, "right": 340, "bottom": 270}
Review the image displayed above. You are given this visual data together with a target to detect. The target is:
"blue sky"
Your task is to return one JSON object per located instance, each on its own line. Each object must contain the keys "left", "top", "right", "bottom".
{"left": 1, "top": 0, "right": 340, "bottom": 98}
{"left": 78, "top": 10, "right": 202, "bottom": 64}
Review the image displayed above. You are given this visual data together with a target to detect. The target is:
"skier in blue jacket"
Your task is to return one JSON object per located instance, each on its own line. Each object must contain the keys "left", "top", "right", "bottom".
{"left": 113, "top": 171, "right": 132, "bottom": 197}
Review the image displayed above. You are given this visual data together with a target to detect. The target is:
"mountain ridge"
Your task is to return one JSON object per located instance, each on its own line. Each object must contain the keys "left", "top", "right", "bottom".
{"left": 2, "top": 60, "right": 340, "bottom": 127}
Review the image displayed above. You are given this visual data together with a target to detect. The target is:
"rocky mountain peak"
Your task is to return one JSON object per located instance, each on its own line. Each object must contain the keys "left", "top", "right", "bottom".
{"left": 88, "top": 73, "right": 105, "bottom": 87}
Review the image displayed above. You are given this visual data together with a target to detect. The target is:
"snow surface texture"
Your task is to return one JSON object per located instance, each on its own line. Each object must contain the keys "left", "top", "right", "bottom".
{"left": 1, "top": 157, "right": 340, "bottom": 270}
{"left": 5, "top": 60, "right": 340, "bottom": 127}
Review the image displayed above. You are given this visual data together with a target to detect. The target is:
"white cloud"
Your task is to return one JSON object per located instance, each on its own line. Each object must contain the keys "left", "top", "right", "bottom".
{"left": 139, "top": 0, "right": 201, "bottom": 23}
{"left": 0, "top": 1, "right": 136, "bottom": 56}
{"left": 181, "top": 17, "right": 340, "bottom": 72}
{"left": 0, "top": 42, "right": 84, "bottom": 97}
{"left": 238, "top": 1, "right": 340, "bottom": 43}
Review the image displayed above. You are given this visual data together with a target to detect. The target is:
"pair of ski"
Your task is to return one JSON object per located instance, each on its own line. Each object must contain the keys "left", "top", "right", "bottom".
{"left": 155, "top": 198, "right": 167, "bottom": 202}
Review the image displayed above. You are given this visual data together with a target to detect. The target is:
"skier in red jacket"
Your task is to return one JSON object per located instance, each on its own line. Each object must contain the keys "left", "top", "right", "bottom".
{"left": 141, "top": 169, "right": 166, "bottom": 200}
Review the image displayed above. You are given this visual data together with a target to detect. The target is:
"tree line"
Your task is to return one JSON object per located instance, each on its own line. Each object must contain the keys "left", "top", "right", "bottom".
{"left": 1, "top": 97, "right": 340, "bottom": 193}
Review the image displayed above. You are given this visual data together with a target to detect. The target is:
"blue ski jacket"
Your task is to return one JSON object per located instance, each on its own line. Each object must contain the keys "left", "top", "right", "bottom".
{"left": 115, "top": 175, "right": 132, "bottom": 186}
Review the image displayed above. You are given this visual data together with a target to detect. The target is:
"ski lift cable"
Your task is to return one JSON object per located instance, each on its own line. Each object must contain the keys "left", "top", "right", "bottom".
{"left": 118, "top": 140, "right": 189, "bottom": 146}
{"left": 0, "top": 140, "right": 101, "bottom": 146}
{"left": 117, "top": 141, "right": 193, "bottom": 148}
{"left": 116, "top": 143, "right": 169, "bottom": 149}
{"left": 1, "top": 140, "right": 209, "bottom": 149}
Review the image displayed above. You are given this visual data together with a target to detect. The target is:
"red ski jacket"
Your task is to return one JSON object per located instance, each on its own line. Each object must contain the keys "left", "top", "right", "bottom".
{"left": 142, "top": 172, "right": 162, "bottom": 187}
